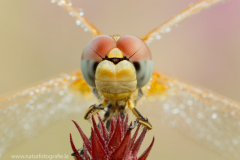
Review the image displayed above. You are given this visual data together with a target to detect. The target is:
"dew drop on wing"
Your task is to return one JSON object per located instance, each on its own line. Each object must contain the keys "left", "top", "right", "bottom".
{"left": 0, "top": 69, "right": 98, "bottom": 156}
{"left": 140, "top": 70, "right": 240, "bottom": 159}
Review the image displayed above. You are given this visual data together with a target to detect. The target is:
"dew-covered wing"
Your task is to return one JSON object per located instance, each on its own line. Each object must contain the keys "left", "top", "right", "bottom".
{"left": 0, "top": 69, "right": 97, "bottom": 156}
{"left": 141, "top": 70, "right": 240, "bottom": 159}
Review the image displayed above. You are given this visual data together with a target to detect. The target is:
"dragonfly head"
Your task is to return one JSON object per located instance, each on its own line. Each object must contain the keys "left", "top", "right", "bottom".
{"left": 81, "top": 35, "right": 153, "bottom": 93}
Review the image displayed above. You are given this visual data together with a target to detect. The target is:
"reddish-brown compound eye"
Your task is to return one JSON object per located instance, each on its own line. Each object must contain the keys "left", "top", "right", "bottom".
{"left": 117, "top": 35, "right": 152, "bottom": 61}
{"left": 81, "top": 35, "right": 116, "bottom": 87}
{"left": 117, "top": 35, "right": 153, "bottom": 88}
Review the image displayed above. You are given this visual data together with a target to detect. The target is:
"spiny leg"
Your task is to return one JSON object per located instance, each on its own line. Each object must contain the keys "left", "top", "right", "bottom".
{"left": 84, "top": 99, "right": 108, "bottom": 121}
{"left": 83, "top": 104, "right": 105, "bottom": 123}
{"left": 128, "top": 99, "right": 152, "bottom": 130}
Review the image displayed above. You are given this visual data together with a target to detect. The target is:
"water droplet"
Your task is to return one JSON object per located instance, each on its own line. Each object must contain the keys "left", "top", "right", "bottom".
{"left": 60, "top": 0, "right": 66, "bottom": 4}
{"left": 26, "top": 103, "right": 30, "bottom": 108}
{"left": 57, "top": 104, "right": 64, "bottom": 109}
{"left": 145, "top": 40, "right": 152, "bottom": 45}
{"left": 37, "top": 104, "right": 43, "bottom": 109}
{"left": 78, "top": 9, "right": 84, "bottom": 16}
{"left": 186, "top": 118, "right": 192, "bottom": 124}
{"left": 57, "top": 2, "right": 62, "bottom": 6}
{"left": 224, "top": 113, "right": 229, "bottom": 118}
{"left": 24, "top": 124, "right": 30, "bottom": 130}
{"left": 223, "top": 99, "right": 228, "bottom": 103}
{"left": 69, "top": 12, "right": 74, "bottom": 16}
{"left": 76, "top": 20, "right": 81, "bottom": 25}
{"left": 163, "top": 103, "right": 170, "bottom": 110}
{"left": 79, "top": 11, "right": 84, "bottom": 16}
{"left": 160, "top": 95, "right": 167, "bottom": 100}
{"left": 187, "top": 100, "right": 193, "bottom": 105}
{"left": 30, "top": 106, "right": 35, "bottom": 110}
{"left": 156, "top": 35, "right": 162, "bottom": 40}
{"left": 65, "top": 97, "right": 72, "bottom": 103}
{"left": 51, "top": 0, "right": 56, "bottom": 3}
{"left": 9, "top": 105, "right": 16, "bottom": 110}
{"left": 179, "top": 104, "right": 185, "bottom": 109}
{"left": 231, "top": 111, "right": 235, "bottom": 115}
{"left": 49, "top": 80, "right": 54, "bottom": 84}
{"left": 211, "top": 106, "right": 216, "bottom": 110}
{"left": 212, "top": 113, "right": 217, "bottom": 119}
{"left": 214, "top": 140, "right": 220, "bottom": 146}
{"left": 165, "top": 27, "right": 171, "bottom": 33}
{"left": 29, "top": 100, "right": 34, "bottom": 104}
{"left": 50, "top": 109, "right": 55, "bottom": 115}
{"left": 59, "top": 91, "right": 65, "bottom": 96}
{"left": 232, "top": 139, "right": 239, "bottom": 145}
{"left": 68, "top": 2, "right": 72, "bottom": 6}
{"left": 29, "top": 91, "right": 34, "bottom": 95}
{"left": 175, "top": 15, "right": 182, "bottom": 21}
{"left": 197, "top": 112, "right": 205, "bottom": 119}
{"left": 16, "top": 109, "right": 20, "bottom": 115}
{"left": 172, "top": 108, "right": 179, "bottom": 114}
{"left": 209, "top": 93, "right": 214, "bottom": 97}
{"left": 84, "top": 28, "right": 88, "bottom": 32}
{"left": 171, "top": 121, "right": 177, "bottom": 127}
{"left": 180, "top": 111, "right": 186, "bottom": 117}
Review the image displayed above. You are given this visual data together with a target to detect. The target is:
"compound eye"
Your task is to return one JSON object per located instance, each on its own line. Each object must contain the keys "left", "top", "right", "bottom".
{"left": 117, "top": 35, "right": 153, "bottom": 88}
{"left": 81, "top": 35, "right": 116, "bottom": 87}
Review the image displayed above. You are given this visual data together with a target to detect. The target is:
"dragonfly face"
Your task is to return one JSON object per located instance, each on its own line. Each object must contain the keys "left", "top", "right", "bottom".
{"left": 81, "top": 35, "right": 153, "bottom": 101}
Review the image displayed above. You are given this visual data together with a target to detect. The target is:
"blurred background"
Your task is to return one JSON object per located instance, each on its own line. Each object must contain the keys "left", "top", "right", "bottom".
{"left": 0, "top": 0, "right": 240, "bottom": 159}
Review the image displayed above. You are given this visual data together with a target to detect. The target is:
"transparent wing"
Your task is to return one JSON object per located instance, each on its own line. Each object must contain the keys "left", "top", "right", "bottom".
{"left": 0, "top": 69, "right": 97, "bottom": 156}
{"left": 53, "top": 0, "right": 102, "bottom": 37}
{"left": 1, "top": 69, "right": 240, "bottom": 159}
{"left": 140, "top": 70, "right": 240, "bottom": 159}
{"left": 141, "top": 0, "right": 226, "bottom": 44}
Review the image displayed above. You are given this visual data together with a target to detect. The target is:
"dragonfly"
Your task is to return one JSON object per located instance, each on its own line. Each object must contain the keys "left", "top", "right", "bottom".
{"left": 0, "top": 0, "right": 240, "bottom": 159}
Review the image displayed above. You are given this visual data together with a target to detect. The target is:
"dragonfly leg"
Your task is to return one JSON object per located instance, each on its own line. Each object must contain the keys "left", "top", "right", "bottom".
{"left": 102, "top": 104, "right": 113, "bottom": 130}
{"left": 71, "top": 149, "right": 82, "bottom": 158}
{"left": 127, "top": 118, "right": 139, "bottom": 130}
{"left": 102, "top": 104, "right": 126, "bottom": 130}
{"left": 83, "top": 104, "right": 105, "bottom": 120}
{"left": 119, "top": 105, "right": 126, "bottom": 118}
{"left": 128, "top": 99, "right": 152, "bottom": 130}
{"left": 84, "top": 99, "right": 108, "bottom": 120}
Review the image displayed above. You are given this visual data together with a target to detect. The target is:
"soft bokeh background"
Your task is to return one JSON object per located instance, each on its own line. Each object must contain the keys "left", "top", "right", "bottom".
{"left": 1, "top": 0, "right": 240, "bottom": 159}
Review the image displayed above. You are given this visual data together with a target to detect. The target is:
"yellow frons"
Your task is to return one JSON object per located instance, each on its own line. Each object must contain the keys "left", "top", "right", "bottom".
{"left": 107, "top": 48, "right": 124, "bottom": 58}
